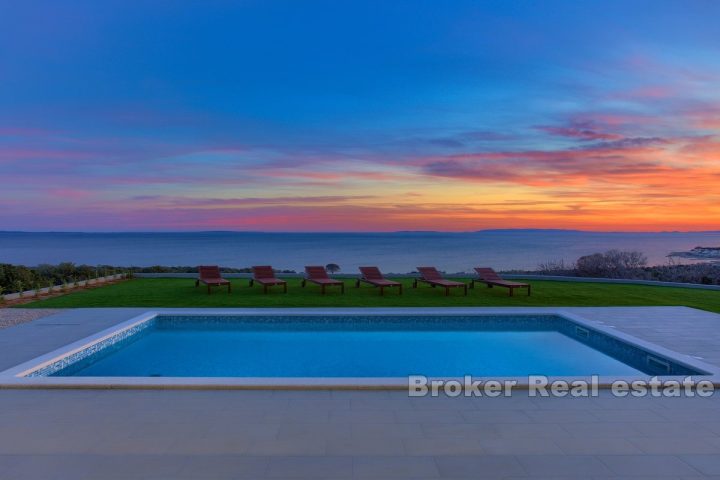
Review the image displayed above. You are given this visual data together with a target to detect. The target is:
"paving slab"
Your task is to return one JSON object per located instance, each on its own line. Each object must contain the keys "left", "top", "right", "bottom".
{"left": 0, "top": 307, "right": 719, "bottom": 478}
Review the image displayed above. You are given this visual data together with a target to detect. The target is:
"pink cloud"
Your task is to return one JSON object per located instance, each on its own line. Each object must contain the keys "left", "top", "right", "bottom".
{"left": 0, "top": 126, "right": 62, "bottom": 137}
{"left": 415, "top": 137, "right": 694, "bottom": 187}
{"left": 623, "top": 86, "right": 675, "bottom": 99}
{"left": 47, "top": 188, "right": 93, "bottom": 200}
{"left": 129, "top": 195, "right": 377, "bottom": 208}
{"left": 0, "top": 148, "right": 97, "bottom": 162}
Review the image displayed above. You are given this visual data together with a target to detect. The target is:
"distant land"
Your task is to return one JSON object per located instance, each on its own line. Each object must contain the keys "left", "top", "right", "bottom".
{"left": 2, "top": 228, "right": 720, "bottom": 234}
{"left": 670, "top": 246, "right": 720, "bottom": 260}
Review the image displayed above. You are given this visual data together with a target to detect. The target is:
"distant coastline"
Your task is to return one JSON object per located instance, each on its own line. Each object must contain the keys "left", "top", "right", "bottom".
{"left": 2, "top": 228, "right": 720, "bottom": 234}
{"left": 670, "top": 246, "right": 720, "bottom": 261}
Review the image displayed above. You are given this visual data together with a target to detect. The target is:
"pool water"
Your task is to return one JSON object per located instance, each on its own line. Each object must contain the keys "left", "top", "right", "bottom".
{"left": 62, "top": 329, "right": 643, "bottom": 377}
{"left": 46, "top": 315, "right": 699, "bottom": 378}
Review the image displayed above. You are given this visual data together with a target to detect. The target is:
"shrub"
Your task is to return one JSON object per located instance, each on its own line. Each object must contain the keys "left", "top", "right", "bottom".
{"left": 56, "top": 262, "right": 77, "bottom": 280}
{"left": 647, "top": 262, "right": 720, "bottom": 284}
{"left": 536, "top": 259, "right": 572, "bottom": 275}
{"left": 576, "top": 250, "right": 647, "bottom": 278}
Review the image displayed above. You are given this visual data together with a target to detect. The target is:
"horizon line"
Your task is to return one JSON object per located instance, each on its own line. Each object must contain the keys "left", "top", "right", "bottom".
{"left": 2, "top": 229, "right": 720, "bottom": 235}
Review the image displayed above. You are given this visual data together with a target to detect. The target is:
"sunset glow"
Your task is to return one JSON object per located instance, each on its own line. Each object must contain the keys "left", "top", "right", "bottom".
{"left": 1, "top": 1, "right": 719, "bottom": 232}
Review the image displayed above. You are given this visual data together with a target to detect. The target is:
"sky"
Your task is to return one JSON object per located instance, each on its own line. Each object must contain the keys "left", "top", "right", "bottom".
{"left": 1, "top": 0, "right": 719, "bottom": 232}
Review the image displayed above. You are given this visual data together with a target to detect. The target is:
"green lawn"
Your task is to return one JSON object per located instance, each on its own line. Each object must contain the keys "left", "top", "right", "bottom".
{"left": 15, "top": 277, "right": 720, "bottom": 313}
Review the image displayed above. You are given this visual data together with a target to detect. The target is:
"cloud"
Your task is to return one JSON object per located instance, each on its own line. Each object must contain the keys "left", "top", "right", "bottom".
{"left": 425, "top": 130, "right": 517, "bottom": 148}
{"left": 2, "top": 56, "right": 720, "bottom": 233}
{"left": 577, "top": 137, "right": 669, "bottom": 150}
{"left": 611, "top": 85, "right": 676, "bottom": 100}
{"left": 0, "top": 126, "right": 62, "bottom": 137}
{"left": 427, "top": 138, "right": 466, "bottom": 148}
{"left": 417, "top": 135, "right": 705, "bottom": 188}
{"left": 679, "top": 107, "right": 720, "bottom": 131}
{"left": 128, "top": 195, "right": 377, "bottom": 207}
{"left": 536, "top": 124, "right": 622, "bottom": 141}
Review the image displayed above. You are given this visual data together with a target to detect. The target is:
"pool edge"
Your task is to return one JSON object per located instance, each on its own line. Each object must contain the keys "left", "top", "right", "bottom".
{"left": 2, "top": 307, "right": 720, "bottom": 389}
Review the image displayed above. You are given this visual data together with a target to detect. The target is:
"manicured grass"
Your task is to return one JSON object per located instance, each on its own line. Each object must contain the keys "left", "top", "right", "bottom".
{"left": 15, "top": 277, "right": 720, "bottom": 313}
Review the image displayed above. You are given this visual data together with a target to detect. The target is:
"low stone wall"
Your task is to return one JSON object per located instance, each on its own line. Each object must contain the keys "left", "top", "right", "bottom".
{"left": 1, "top": 274, "right": 125, "bottom": 302}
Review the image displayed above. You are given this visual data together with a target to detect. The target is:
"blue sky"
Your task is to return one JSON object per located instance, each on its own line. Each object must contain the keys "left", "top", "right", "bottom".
{"left": 1, "top": 1, "right": 719, "bottom": 231}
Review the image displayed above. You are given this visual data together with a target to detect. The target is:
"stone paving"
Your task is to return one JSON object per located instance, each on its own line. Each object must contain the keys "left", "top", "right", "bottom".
{"left": 0, "top": 308, "right": 61, "bottom": 330}
{"left": 1, "top": 307, "right": 720, "bottom": 479}
{"left": 561, "top": 307, "right": 720, "bottom": 366}
{"left": 1, "top": 389, "right": 720, "bottom": 479}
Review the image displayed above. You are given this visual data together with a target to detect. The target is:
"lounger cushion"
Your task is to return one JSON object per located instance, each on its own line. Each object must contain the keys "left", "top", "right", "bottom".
{"left": 309, "top": 278, "right": 343, "bottom": 285}
{"left": 474, "top": 267, "right": 528, "bottom": 287}
{"left": 200, "top": 277, "right": 230, "bottom": 285}
{"left": 256, "top": 277, "right": 286, "bottom": 285}
{"left": 486, "top": 280, "right": 528, "bottom": 287}
{"left": 365, "top": 279, "right": 401, "bottom": 286}
{"left": 427, "top": 279, "right": 465, "bottom": 287}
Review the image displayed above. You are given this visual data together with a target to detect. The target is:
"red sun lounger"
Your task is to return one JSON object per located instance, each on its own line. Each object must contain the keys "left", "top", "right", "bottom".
{"left": 195, "top": 265, "right": 231, "bottom": 294}
{"left": 412, "top": 266, "right": 467, "bottom": 296}
{"left": 471, "top": 267, "right": 531, "bottom": 296}
{"left": 355, "top": 266, "right": 402, "bottom": 295}
{"left": 249, "top": 266, "right": 288, "bottom": 293}
{"left": 301, "top": 266, "right": 345, "bottom": 294}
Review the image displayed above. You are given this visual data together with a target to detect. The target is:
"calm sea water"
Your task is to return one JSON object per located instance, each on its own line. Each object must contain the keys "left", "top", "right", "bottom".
{"left": 1, "top": 230, "right": 718, "bottom": 272}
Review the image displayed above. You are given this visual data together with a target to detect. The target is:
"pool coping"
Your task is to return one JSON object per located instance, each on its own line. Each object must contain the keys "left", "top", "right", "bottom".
{"left": 1, "top": 307, "right": 719, "bottom": 389}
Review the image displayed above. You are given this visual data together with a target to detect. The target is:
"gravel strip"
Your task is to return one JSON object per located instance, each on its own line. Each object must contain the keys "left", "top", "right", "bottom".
{"left": 0, "top": 309, "right": 62, "bottom": 329}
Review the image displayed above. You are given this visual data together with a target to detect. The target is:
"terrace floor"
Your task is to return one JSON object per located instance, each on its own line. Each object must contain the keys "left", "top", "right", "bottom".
{"left": 1, "top": 307, "right": 720, "bottom": 479}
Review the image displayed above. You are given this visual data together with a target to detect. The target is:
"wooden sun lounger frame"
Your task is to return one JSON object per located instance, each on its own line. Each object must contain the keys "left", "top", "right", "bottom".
{"left": 249, "top": 266, "right": 288, "bottom": 293}
{"left": 195, "top": 265, "right": 231, "bottom": 294}
{"left": 412, "top": 266, "right": 467, "bottom": 296}
{"left": 301, "top": 266, "right": 345, "bottom": 294}
{"left": 355, "top": 266, "right": 402, "bottom": 295}
{"left": 471, "top": 267, "right": 531, "bottom": 296}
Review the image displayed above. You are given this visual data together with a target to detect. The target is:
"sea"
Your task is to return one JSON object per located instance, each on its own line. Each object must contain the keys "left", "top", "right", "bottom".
{"left": 0, "top": 230, "right": 718, "bottom": 273}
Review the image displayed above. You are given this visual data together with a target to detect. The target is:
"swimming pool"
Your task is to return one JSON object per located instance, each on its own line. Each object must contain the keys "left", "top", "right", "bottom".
{"left": 7, "top": 312, "right": 709, "bottom": 381}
